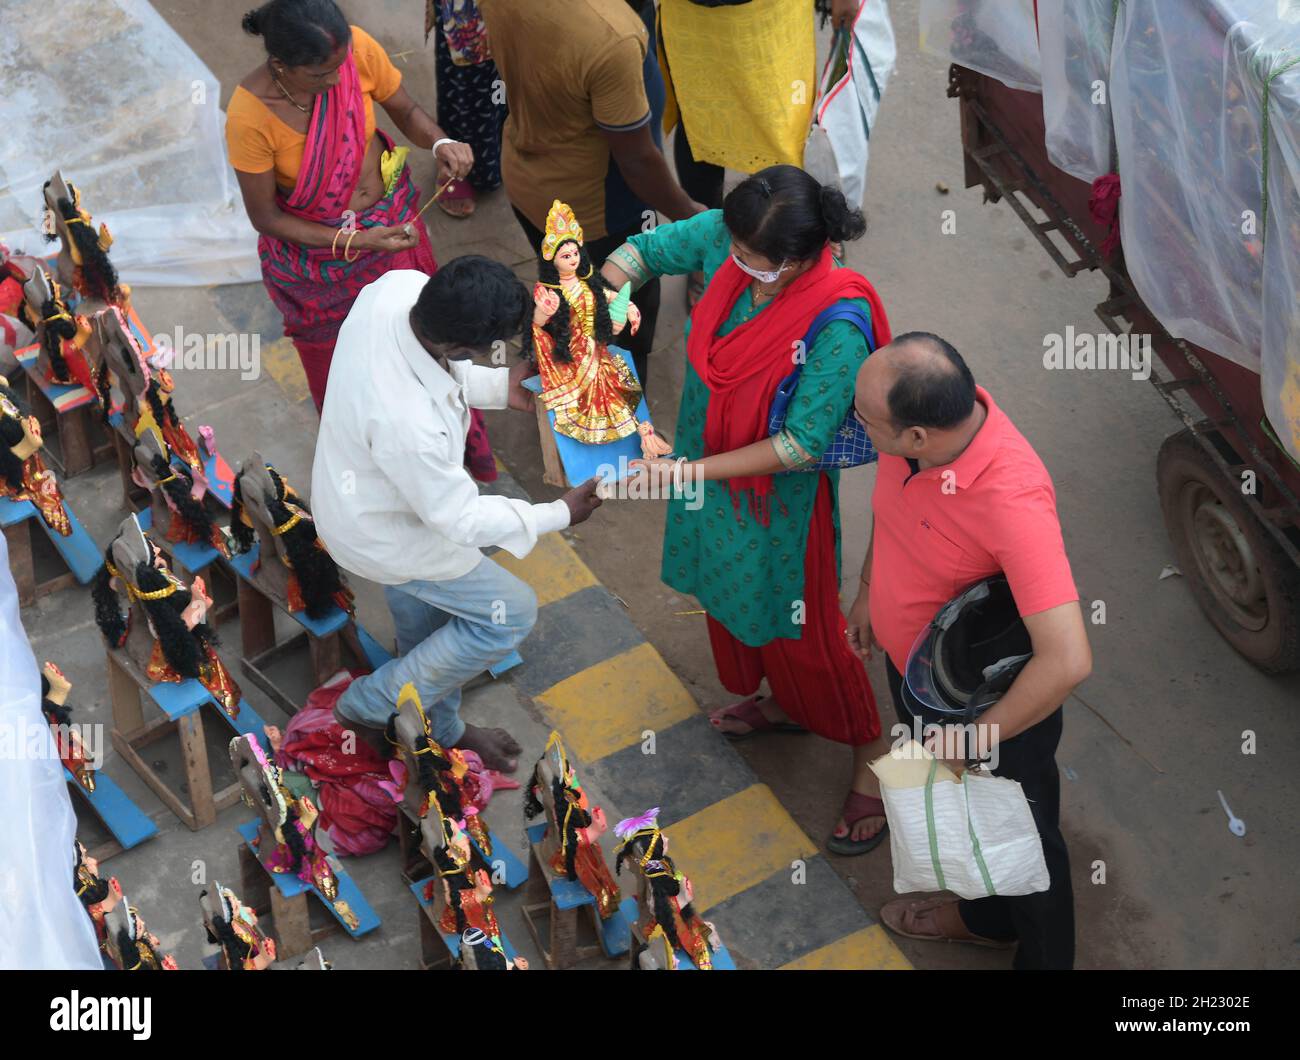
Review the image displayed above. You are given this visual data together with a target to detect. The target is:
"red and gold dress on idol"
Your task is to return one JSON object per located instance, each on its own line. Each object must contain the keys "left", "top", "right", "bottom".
{"left": 0, "top": 384, "right": 71, "bottom": 535}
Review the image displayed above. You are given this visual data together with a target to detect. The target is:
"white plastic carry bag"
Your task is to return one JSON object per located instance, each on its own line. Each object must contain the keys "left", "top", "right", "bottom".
{"left": 871, "top": 741, "right": 1049, "bottom": 900}
{"left": 804, "top": 1, "right": 896, "bottom": 207}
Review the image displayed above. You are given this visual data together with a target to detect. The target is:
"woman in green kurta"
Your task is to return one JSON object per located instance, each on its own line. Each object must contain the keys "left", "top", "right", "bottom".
{"left": 602, "top": 165, "right": 893, "bottom": 854}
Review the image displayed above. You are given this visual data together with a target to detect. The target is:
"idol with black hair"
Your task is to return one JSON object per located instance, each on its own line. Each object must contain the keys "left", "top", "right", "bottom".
{"left": 140, "top": 450, "right": 226, "bottom": 555}
{"left": 230, "top": 463, "right": 351, "bottom": 619}
{"left": 615, "top": 825, "right": 715, "bottom": 969}
{"left": 16, "top": 275, "right": 80, "bottom": 386}
{"left": 0, "top": 378, "right": 71, "bottom": 535}
{"left": 43, "top": 180, "right": 123, "bottom": 307}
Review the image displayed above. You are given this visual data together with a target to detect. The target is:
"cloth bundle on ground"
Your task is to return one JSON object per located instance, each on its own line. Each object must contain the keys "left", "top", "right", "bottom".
{"left": 273, "top": 673, "right": 396, "bottom": 857}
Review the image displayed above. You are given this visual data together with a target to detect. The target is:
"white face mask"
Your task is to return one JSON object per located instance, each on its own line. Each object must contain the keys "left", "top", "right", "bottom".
{"left": 731, "top": 253, "right": 788, "bottom": 284}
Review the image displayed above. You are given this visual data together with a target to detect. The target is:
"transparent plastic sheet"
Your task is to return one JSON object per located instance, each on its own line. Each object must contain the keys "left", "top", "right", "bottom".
{"left": 0, "top": 533, "right": 102, "bottom": 969}
{"left": 1231, "top": 14, "right": 1300, "bottom": 465}
{"left": 918, "top": 0, "right": 1042, "bottom": 93}
{"left": 1109, "top": 0, "right": 1285, "bottom": 373}
{"left": 1038, "top": 0, "right": 1118, "bottom": 181}
{"left": 0, "top": 0, "right": 260, "bottom": 287}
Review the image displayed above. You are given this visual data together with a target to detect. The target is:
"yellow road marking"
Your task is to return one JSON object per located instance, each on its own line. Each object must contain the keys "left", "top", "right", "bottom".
{"left": 663, "top": 785, "right": 817, "bottom": 912}
{"left": 534, "top": 642, "right": 698, "bottom": 762}
{"left": 261, "top": 336, "right": 310, "bottom": 404}
{"left": 780, "top": 924, "right": 912, "bottom": 970}
{"left": 493, "top": 533, "right": 597, "bottom": 608}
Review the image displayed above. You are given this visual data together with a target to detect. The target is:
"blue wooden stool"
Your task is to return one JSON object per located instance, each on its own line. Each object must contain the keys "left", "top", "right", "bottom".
{"left": 106, "top": 645, "right": 268, "bottom": 830}
{"left": 65, "top": 766, "right": 158, "bottom": 863}
{"left": 229, "top": 543, "right": 391, "bottom": 714}
{"left": 237, "top": 819, "right": 380, "bottom": 960}
{"left": 521, "top": 821, "right": 636, "bottom": 968}
{"left": 408, "top": 873, "right": 521, "bottom": 970}
{"left": 0, "top": 495, "right": 100, "bottom": 607}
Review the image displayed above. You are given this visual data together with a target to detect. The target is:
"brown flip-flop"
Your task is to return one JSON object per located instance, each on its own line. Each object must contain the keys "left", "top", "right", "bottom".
{"left": 879, "top": 897, "right": 1016, "bottom": 949}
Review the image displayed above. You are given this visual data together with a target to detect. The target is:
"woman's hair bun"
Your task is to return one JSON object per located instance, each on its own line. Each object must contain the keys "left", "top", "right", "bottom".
{"left": 241, "top": 9, "right": 263, "bottom": 35}
{"left": 819, "top": 184, "right": 867, "bottom": 244}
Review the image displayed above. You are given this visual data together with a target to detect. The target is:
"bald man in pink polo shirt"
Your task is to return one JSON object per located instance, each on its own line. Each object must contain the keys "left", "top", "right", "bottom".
{"left": 847, "top": 332, "right": 1091, "bottom": 970}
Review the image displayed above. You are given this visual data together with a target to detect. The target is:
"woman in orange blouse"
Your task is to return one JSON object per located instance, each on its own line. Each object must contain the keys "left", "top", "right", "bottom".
{"left": 226, "top": 0, "right": 491, "bottom": 474}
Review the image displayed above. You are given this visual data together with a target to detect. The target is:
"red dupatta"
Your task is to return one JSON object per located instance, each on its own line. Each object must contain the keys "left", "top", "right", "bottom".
{"left": 686, "top": 247, "right": 891, "bottom": 522}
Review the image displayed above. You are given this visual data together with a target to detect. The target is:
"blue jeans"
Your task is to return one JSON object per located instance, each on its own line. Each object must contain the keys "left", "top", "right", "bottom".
{"left": 336, "top": 557, "right": 538, "bottom": 745}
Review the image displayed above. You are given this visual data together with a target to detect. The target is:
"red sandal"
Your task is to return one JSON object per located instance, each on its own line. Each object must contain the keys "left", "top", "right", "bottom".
{"left": 708, "top": 695, "right": 807, "bottom": 741}
{"left": 826, "top": 790, "right": 889, "bottom": 857}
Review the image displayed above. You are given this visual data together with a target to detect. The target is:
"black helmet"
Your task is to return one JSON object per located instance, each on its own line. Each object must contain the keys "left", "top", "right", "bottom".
{"left": 902, "top": 575, "right": 1032, "bottom": 724}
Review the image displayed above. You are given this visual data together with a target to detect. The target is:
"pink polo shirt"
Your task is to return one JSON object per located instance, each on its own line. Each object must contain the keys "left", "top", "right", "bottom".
{"left": 869, "top": 386, "right": 1079, "bottom": 669}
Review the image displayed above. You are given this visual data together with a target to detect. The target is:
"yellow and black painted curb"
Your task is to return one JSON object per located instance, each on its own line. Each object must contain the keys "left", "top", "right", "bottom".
{"left": 485, "top": 470, "right": 910, "bottom": 970}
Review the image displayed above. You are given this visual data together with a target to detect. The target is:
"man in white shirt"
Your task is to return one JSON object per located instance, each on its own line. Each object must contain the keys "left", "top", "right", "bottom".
{"left": 311, "top": 257, "right": 602, "bottom": 772}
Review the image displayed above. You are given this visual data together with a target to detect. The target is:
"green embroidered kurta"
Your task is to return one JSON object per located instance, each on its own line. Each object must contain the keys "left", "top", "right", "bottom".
{"left": 627, "top": 210, "right": 874, "bottom": 646}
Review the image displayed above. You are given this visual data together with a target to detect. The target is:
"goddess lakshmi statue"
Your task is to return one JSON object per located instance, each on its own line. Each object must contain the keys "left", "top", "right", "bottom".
{"left": 421, "top": 807, "right": 512, "bottom": 957}
{"left": 41, "top": 662, "right": 95, "bottom": 792}
{"left": 0, "top": 376, "right": 71, "bottom": 536}
{"left": 94, "top": 305, "right": 204, "bottom": 479}
{"left": 104, "top": 894, "right": 179, "bottom": 971}
{"left": 132, "top": 432, "right": 228, "bottom": 556}
{"left": 524, "top": 730, "right": 622, "bottom": 920}
{"left": 17, "top": 266, "right": 97, "bottom": 391}
{"left": 201, "top": 883, "right": 277, "bottom": 970}
{"left": 230, "top": 454, "right": 353, "bottom": 620}
{"left": 387, "top": 682, "right": 493, "bottom": 862}
{"left": 91, "top": 513, "right": 241, "bottom": 717}
{"left": 42, "top": 172, "right": 129, "bottom": 315}
{"left": 230, "top": 732, "right": 344, "bottom": 912}
{"left": 615, "top": 808, "right": 721, "bottom": 970}
{"left": 73, "top": 840, "right": 118, "bottom": 949}
{"left": 531, "top": 200, "right": 671, "bottom": 459}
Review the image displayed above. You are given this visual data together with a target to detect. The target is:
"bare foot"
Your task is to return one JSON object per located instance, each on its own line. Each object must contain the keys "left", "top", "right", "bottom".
{"left": 456, "top": 723, "right": 521, "bottom": 773}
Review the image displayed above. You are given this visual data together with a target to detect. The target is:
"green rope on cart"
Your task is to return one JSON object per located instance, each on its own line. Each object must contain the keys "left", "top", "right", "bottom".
{"left": 1258, "top": 52, "right": 1300, "bottom": 250}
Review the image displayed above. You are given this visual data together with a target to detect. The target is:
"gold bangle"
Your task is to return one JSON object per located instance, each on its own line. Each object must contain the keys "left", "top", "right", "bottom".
{"left": 344, "top": 229, "right": 361, "bottom": 263}
{"left": 331, "top": 227, "right": 344, "bottom": 258}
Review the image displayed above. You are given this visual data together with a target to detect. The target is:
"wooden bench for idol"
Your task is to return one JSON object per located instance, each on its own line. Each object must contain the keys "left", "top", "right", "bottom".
{"left": 229, "top": 542, "right": 392, "bottom": 714}
{"left": 65, "top": 766, "right": 158, "bottom": 864}
{"left": 521, "top": 820, "right": 636, "bottom": 969}
{"left": 13, "top": 344, "right": 112, "bottom": 477}
{"left": 0, "top": 496, "right": 100, "bottom": 606}
{"left": 106, "top": 645, "right": 269, "bottom": 831}
{"left": 237, "top": 819, "right": 380, "bottom": 960}
{"left": 407, "top": 873, "right": 523, "bottom": 970}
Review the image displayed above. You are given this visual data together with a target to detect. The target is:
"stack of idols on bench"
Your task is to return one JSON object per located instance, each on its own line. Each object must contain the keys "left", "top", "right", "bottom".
{"left": 93, "top": 513, "right": 267, "bottom": 831}
{"left": 199, "top": 880, "right": 278, "bottom": 970}
{"left": 130, "top": 431, "right": 237, "bottom": 624}
{"left": 386, "top": 682, "right": 528, "bottom": 889}
{"left": 388, "top": 683, "right": 527, "bottom": 968}
{"left": 11, "top": 261, "right": 112, "bottom": 476}
{"left": 0, "top": 375, "right": 99, "bottom": 605}
{"left": 521, "top": 730, "right": 637, "bottom": 968}
{"left": 230, "top": 732, "right": 379, "bottom": 959}
{"left": 42, "top": 661, "right": 157, "bottom": 862}
{"left": 93, "top": 303, "right": 234, "bottom": 514}
{"left": 228, "top": 454, "right": 390, "bottom": 713}
{"left": 73, "top": 839, "right": 178, "bottom": 970}
{"left": 612, "top": 808, "right": 735, "bottom": 971}
{"left": 11, "top": 172, "right": 131, "bottom": 477}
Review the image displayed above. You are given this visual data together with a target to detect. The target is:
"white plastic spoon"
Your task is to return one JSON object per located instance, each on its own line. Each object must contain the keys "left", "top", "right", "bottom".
{"left": 1216, "top": 790, "right": 1246, "bottom": 837}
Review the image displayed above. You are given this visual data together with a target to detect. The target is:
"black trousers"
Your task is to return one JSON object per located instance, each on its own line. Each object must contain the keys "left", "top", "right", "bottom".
{"left": 512, "top": 208, "right": 662, "bottom": 391}
{"left": 672, "top": 121, "right": 725, "bottom": 211}
{"left": 886, "top": 659, "right": 1076, "bottom": 970}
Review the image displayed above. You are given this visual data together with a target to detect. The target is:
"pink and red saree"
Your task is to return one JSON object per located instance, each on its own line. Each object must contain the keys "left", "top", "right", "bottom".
{"left": 258, "top": 44, "right": 496, "bottom": 478}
